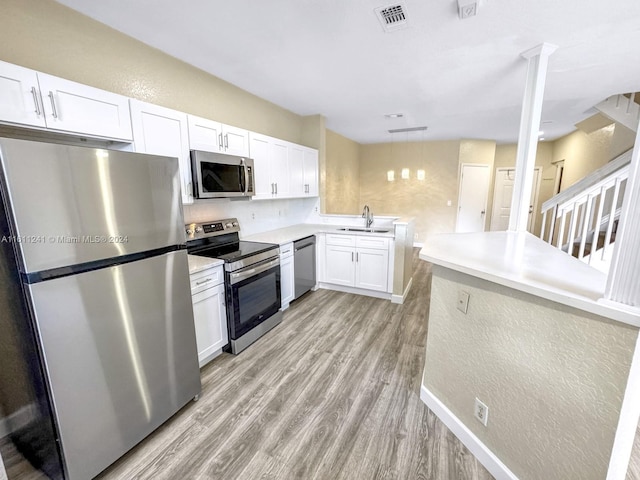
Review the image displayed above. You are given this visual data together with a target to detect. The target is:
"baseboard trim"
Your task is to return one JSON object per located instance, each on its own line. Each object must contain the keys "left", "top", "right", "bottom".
{"left": 317, "top": 283, "right": 391, "bottom": 300}
{"left": 420, "top": 385, "right": 519, "bottom": 480}
{"left": 391, "top": 276, "right": 413, "bottom": 304}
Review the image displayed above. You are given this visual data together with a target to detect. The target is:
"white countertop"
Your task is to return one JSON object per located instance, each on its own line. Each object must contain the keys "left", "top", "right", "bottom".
{"left": 187, "top": 254, "right": 224, "bottom": 275}
{"left": 243, "top": 223, "right": 395, "bottom": 245}
{"left": 419, "top": 231, "right": 640, "bottom": 327}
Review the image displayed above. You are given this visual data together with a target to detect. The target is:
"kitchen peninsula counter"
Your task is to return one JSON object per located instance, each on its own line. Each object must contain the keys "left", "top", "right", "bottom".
{"left": 419, "top": 230, "right": 640, "bottom": 327}
{"left": 418, "top": 230, "right": 640, "bottom": 480}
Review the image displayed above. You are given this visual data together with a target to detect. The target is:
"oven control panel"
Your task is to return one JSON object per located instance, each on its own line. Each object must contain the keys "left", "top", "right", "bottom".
{"left": 185, "top": 218, "right": 240, "bottom": 240}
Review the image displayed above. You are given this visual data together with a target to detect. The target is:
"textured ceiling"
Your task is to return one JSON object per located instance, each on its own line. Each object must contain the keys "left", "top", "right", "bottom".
{"left": 55, "top": 0, "right": 640, "bottom": 144}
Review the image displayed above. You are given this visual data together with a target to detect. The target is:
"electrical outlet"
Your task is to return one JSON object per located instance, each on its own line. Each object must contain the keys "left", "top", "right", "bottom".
{"left": 447, "top": 200, "right": 452, "bottom": 207}
{"left": 457, "top": 290, "right": 470, "bottom": 314}
{"left": 314, "top": 206, "right": 318, "bottom": 212}
{"left": 474, "top": 398, "right": 489, "bottom": 426}
{"left": 414, "top": 233, "right": 419, "bottom": 240}
{"left": 251, "top": 212, "right": 255, "bottom": 220}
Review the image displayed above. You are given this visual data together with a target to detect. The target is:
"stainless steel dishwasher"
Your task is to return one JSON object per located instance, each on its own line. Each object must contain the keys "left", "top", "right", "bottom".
{"left": 294, "top": 235, "right": 316, "bottom": 300}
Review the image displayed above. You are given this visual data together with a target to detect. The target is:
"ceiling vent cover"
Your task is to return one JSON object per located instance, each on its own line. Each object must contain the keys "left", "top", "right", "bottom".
{"left": 375, "top": 3, "right": 409, "bottom": 32}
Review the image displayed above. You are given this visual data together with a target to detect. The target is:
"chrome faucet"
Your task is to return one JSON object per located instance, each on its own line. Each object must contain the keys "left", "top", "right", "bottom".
{"left": 362, "top": 205, "right": 374, "bottom": 228}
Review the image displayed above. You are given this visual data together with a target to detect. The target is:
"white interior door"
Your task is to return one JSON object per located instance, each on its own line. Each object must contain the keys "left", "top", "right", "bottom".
{"left": 456, "top": 164, "right": 490, "bottom": 233}
{"left": 490, "top": 167, "right": 541, "bottom": 232}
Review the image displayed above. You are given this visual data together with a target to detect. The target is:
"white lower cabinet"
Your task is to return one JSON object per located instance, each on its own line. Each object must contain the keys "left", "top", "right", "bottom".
{"left": 323, "top": 234, "right": 390, "bottom": 293}
{"left": 280, "top": 242, "right": 295, "bottom": 309}
{"left": 190, "top": 265, "right": 228, "bottom": 367}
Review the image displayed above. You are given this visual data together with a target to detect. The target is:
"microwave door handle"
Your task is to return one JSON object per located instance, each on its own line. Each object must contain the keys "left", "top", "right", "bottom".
{"left": 241, "top": 159, "right": 249, "bottom": 195}
{"left": 238, "top": 158, "right": 245, "bottom": 193}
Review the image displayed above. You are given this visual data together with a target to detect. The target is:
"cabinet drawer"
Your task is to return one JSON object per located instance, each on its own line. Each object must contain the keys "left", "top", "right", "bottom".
{"left": 356, "top": 236, "right": 390, "bottom": 250}
{"left": 190, "top": 265, "right": 224, "bottom": 293}
{"left": 280, "top": 242, "right": 294, "bottom": 259}
{"left": 325, "top": 233, "right": 356, "bottom": 247}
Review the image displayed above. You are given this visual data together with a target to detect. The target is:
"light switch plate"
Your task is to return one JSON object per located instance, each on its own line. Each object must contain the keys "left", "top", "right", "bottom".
{"left": 457, "top": 290, "right": 470, "bottom": 314}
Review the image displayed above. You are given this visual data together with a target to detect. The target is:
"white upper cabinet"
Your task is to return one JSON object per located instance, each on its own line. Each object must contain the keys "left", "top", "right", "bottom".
{"left": 187, "top": 115, "right": 222, "bottom": 153}
{"left": 249, "top": 132, "right": 289, "bottom": 199}
{"left": 270, "top": 139, "right": 290, "bottom": 197}
{"left": 289, "top": 145, "right": 319, "bottom": 197}
{"left": 0, "top": 60, "right": 132, "bottom": 141}
{"left": 223, "top": 124, "right": 249, "bottom": 156}
{"left": 187, "top": 114, "right": 249, "bottom": 156}
{"left": 248, "top": 132, "right": 272, "bottom": 200}
{"left": 249, "top": 132, "right": 318, "bottom": 201}
{"left": 37, "top": 73, "right": 132, "bottom": 141}
{"left": 302, "top": 148, "right": 319, "bottom": 196}
{"left": 288, "top": 144, "right": 305, "bottom": 197}
{"left": 0, "top": 61, "right": 46, "bottom": 128}
{"left": 130, "top": 99, "right": 193, "bottom": 205}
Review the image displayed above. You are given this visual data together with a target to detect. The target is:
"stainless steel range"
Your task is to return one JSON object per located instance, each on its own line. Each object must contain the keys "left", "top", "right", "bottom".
{"left": 186, "top": 218, "right": 282, "bottom": 354}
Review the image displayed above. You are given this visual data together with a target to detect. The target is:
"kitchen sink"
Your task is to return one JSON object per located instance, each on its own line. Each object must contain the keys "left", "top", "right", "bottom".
{"left": 337, "top": 227, "right": 390, "bottom": 233}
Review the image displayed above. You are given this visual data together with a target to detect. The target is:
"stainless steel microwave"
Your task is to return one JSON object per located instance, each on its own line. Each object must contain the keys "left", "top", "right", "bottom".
{"left": 191, "top": 150, "right": 254, "bottom": 199}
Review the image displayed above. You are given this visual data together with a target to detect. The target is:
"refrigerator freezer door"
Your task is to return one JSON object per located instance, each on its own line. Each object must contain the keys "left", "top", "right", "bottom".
{"left": 27, "top": 250, "right": 200, "bottom": 480}
{"left": 0, "top": 138, "right": 186, "bottom": 273}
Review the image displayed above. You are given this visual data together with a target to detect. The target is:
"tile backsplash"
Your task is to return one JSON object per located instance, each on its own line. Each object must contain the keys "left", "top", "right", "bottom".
{"left": 183, "top": 197, "right": 320, "bottom": 237}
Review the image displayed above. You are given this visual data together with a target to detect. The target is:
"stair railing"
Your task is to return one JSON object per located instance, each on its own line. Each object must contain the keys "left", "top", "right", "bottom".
{"left": 540, "top": 149, "right": 632, "bottom": 265}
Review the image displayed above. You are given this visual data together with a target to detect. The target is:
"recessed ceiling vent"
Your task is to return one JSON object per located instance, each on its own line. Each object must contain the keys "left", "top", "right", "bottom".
{"left": 375, "top": 3, "right": 409, "bottom": 32}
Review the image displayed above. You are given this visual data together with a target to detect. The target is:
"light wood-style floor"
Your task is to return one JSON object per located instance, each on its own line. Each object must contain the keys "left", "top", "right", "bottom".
{"left": 6, "top": 250, "right": 640, "bottom": 479}
{"left": 96, "top": 250, "right": 494, "bottom": 480}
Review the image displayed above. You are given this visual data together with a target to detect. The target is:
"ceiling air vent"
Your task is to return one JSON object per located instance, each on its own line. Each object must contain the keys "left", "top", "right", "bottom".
{"left": 375, "top": 3, "right": 409, "bottom": 32}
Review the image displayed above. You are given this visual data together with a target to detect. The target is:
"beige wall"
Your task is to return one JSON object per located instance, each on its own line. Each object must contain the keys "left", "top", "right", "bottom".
{"left": 325, "top": 129, "right": 361, "bottom": 214}
{"left": 0, "top": 0, "right": 305, "bottom": 144}
{"left": 553, "top": 123, "right": 635, "bottom": 191}
{"left": 358, "top": 141, "right": 461, "bottom": 243}
{"left": 423, "top": 266, "right": 638, "bottom": 480}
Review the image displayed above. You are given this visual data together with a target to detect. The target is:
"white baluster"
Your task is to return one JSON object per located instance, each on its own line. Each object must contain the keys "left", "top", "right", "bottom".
{"left": 590, "top": 186, "right": 607, "bottom": 265}
{"left": 547, "top": 206, "right": 558, "bottom": 244}
{"left": 578, "top": 194, "right": 594, "bottom": 259}
{"left": 603, "top": 177, "right": 622, "bottom": 259}
{"left": 567, "top": 202, "right": 579, "bottom": 255}
{"left": 557, "top": 209, "right": 567, "bottom": 250}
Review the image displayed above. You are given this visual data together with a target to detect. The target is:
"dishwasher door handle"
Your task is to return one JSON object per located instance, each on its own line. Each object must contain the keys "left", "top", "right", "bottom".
{"left": 295, "top": 243, "right": 314, "bottom": 251}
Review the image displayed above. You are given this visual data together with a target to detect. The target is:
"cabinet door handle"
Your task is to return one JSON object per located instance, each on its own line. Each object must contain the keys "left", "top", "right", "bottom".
{"left": 196, "top": 278, "right": 213, "bottom": 286}
{"left": 275, "top": 183, "right": 278, "bottom": 195}
{"left": 48, "top": 91, "right": 58, "bottom": 118}
{"left": 356, "top": 252, "right": 359, "bottom": 262}
{"left": 218, "top": 133, "right": 224, "bottom": 150}
{"left": 224, "top": 133, "right": 229, "bottom": 149}
{"left": 271, "top": 183, "right": 274, "bottom": 195}
{"left": 351, "top": 252, "right": 354, "bottom": 262}
{"left": 31, "top": 87, "right": 41, "bottom": 116}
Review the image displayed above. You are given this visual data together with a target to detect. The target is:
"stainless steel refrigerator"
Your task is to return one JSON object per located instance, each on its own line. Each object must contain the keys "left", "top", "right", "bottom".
{"left": 0, "top": 138, "right": 201, "bottom": 480}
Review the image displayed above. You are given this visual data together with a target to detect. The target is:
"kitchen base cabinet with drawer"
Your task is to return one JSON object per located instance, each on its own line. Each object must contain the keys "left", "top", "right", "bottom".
{"left": 319, "top": 233, "right": 393, "bottom": 299}
{"left": 190, "top": 265, "right": 228, "bottom": 367}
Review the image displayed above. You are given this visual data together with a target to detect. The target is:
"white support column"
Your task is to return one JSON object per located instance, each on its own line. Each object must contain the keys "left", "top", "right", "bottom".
{"left": 508, "top": 43, "right": 557, "bottom": 232}
{"left": 605, "top": 116, "right": 640, "bottom": 306}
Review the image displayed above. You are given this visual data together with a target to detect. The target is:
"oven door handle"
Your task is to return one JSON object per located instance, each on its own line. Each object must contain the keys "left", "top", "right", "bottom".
{"left": 229, "top": 258, "right": 280, "bottom": 285}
